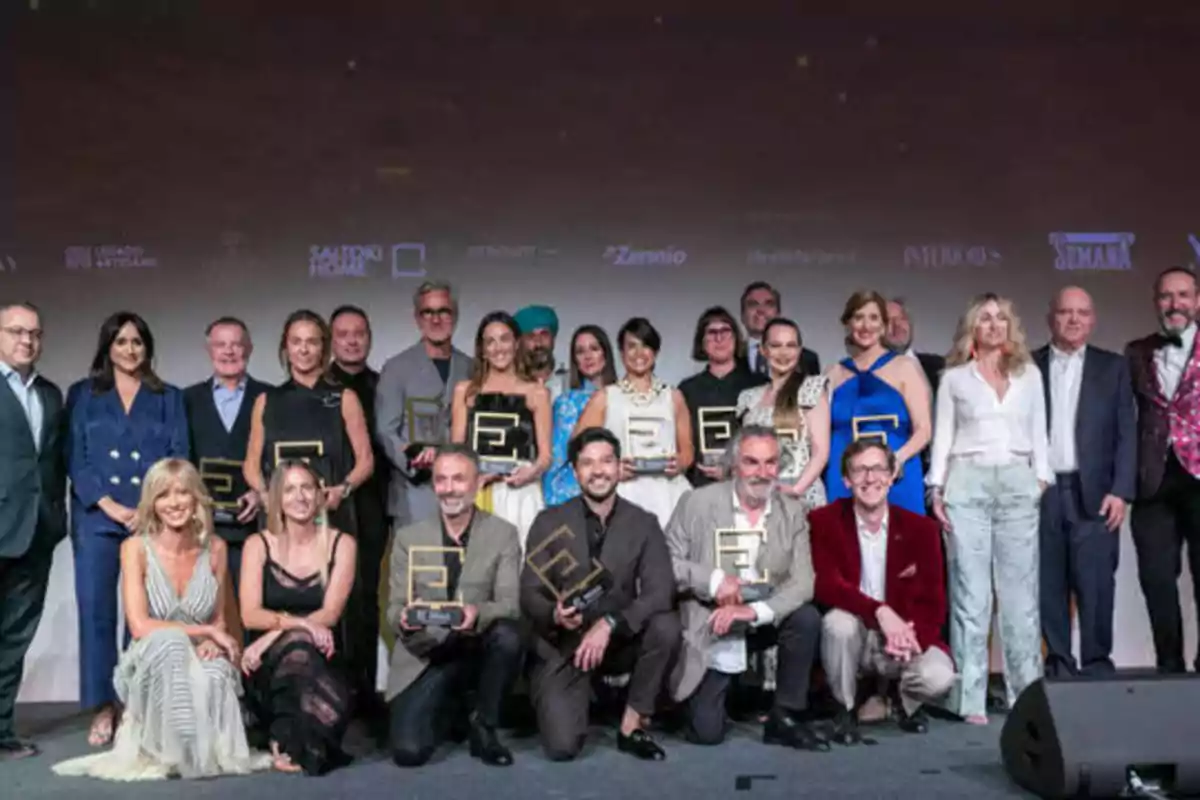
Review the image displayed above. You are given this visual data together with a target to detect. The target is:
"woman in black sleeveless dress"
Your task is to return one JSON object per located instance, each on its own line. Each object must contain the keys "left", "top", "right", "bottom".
{"left": 239, "top": 460, "right": 358, "bottom": 775}
{"left": 243, "top": 309, "right": 374, "bottom": 537}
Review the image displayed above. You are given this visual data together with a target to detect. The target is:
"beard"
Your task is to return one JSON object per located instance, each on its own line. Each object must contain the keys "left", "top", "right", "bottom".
{"left": 524, "top": 346, "right": 554, "bottom": 375}
{"left": 437, "top": 494, "right": 471, "bottom": 516}
{"left": 1160, "top": 309, "right": 1194, "bottom": 335}
{"left": 736, "top": 477, "right": 773, "bottom": 503}
{"left": 581, "top": 476, "right": 616, "bottom": 503}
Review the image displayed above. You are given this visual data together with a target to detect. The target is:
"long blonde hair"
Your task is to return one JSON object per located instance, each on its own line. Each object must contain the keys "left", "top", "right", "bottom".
{"left": 265, "top": 460, "right": 333, "bottom": 586}
{"left": 133, "top": 458, "right": 214, "bottom": 546}
{"left": 945, "top": 292, "right": 1032, "bottom": 375}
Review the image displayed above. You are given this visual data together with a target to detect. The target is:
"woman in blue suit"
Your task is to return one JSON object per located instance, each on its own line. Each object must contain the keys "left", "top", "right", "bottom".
{"left": 67, "top": 311, "right": 188, "bottom": 747}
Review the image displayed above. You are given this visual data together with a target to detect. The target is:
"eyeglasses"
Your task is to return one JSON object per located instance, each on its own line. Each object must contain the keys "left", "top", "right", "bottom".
{"left": 1, "top": 326, "right": 42, "bottom": 341}
{"left": 420, "top": 307, "right": 454, "bottom": 320}
{"left": 705, "top": 326, "right": 734, "bottom": 340}
{"left": 848, "top": 464, "right": 890, "bottom": 479}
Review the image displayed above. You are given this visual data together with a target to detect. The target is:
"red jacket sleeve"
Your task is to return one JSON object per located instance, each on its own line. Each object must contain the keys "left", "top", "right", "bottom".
{"left": 810, "top": 505, "right": 883, "bottom": 625}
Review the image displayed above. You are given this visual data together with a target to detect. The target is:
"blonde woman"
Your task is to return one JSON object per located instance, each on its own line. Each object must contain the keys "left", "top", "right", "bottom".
{"left": 450, "top": 311, "right": 551, "bottom": 548}
{"left": 53, "top": 459, "right": 269, "bottom": 781}
{"left": 927, "top": 293, "right": 1051, "bottom": 725}
{"left": 239, "top": 460, "right": 357, "bottom": 775}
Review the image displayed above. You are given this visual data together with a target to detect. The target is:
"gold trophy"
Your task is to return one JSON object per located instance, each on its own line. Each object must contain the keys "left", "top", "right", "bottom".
{"left": 525, "top": 524, "right": 611, "bottom": 613}
{"left": 404, "top": 545, "right": 467, "bottom": 628}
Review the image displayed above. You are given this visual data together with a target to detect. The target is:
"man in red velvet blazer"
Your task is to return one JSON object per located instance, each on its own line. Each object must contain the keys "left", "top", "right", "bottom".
{"left": 810, "top": 439, "right": 955, "bottom": 745}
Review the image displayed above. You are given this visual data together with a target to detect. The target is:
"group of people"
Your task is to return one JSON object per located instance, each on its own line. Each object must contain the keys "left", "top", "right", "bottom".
{"left": 0, "top": 266, "right": 1195, "bottom": 778}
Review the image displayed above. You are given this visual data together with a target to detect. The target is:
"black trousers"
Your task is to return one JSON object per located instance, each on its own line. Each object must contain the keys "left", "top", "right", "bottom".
{"left": 346, "top": 494, "right": 389, "bottom": 701}
{"left": 530, "top": 610, "right": 680, "bottom": 761}
{"left": 0, "top": 545, "right": 53, "bottom": 742}
{"left": 389, "top": 619, "right": 524, "bottom": 766}
{"left": 1040, "top": 472, "right": 1119, "bottom": 677}
{"left": 685, "top": 603, "right": 822, "bottom": 746}
{"left": 1132, "top": 453, "right": 1200, "bottom": 673}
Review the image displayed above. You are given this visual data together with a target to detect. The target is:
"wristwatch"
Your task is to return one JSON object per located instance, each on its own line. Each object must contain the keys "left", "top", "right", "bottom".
{"left": 602, "top": 613, "right": 619, "bottom": 632}
{"left": 339, "top": 480, "right": 354, "bottom": 499}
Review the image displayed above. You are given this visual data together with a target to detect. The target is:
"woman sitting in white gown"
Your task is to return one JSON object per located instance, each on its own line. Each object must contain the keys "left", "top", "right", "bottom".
{"left": 53, "top": 458, "right": 271, "bottom": 781}
{"left": 576, "top": 317, "right": 692, "bottom": 527}
{"left": 451, "top": 310, "right": 551, "bottom": 549}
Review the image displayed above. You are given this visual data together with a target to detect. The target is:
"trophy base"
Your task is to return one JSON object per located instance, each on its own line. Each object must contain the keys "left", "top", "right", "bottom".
{"left": 632, "top": 457, "right": 670, "bottom": 475}
{"left": 480, "top": 459, "right": 517, "bottom": 476}
{"left": 564, "top": 583, "right": 607, "bottom": 613}
{"left": 701, "top": 452, "right": 725, "bottom": 467}
{"left": 739, "top": 584, "right": 773, "bottom": 604}
{"left": 404, "top": 606, "right": 465, "bottom": 628}
{"left": 212, "top": 510, "right": 237, "bottom": 526}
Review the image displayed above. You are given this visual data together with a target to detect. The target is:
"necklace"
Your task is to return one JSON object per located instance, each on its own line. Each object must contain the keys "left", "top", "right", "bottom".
{"left": 618, "top": 375, "right": 667, "bottom": 407}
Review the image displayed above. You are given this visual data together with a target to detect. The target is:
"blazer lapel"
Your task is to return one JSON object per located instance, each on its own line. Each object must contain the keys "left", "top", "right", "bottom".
{"left": 35, "top": 378, "right": 59, "bottom": 452}
{"left": 840, "top": 500, "right": 865, "bottom": 589}
{"left": 0, "top": 375, "right": 36, "bottom": 451}
{"left": 1075, "top": 347, "right": 1100, "bottom": 442}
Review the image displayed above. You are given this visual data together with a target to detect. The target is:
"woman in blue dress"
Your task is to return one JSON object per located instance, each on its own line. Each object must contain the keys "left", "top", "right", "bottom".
{"left": 67, "top": 311, "right": 189, "bottom": 748}
{"left": 542, "top": 325, "right": 617, "bottom": 506}
{"left": 824, "top": 290, "right": 932, "bottom": 513}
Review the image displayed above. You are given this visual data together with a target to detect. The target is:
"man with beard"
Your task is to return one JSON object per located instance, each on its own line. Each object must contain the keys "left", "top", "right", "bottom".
{"left": 328, "top": 305, "right": 391, "bottom": 717}
{"left": 386, "top": 444, "right": 523, "bottom": 767}
{"left": 514, "top": 304, "right": 567, "bottom": 401}
{"left": 666, "top": 424, "right": 826, "bottom": 750}
{"left": 810, "top": 440, "right": 954, "bottom": 744}
{"left": 521, "top": 427, "right": 679, "bottom": 761}
{"left": 377, "top": 281, "right": 473, "bottom": 529}
{"left": 1126, "top": 267, "right": 1200, "bottom": 672}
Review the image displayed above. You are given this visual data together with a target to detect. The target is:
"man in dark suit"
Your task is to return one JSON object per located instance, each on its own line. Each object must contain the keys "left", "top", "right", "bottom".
{"left": 522, "top": 427, "right": 679, "bottom": 762}
{"left": 741, "top": 281, "right": 820, "bottom": 376}
{"left": 1125, "top": 267, "right": 1200, "bottom": 673}
{"left": 884, "top": 298, "right": 945, "bottom": 397}
{"left": 811, "top": 439, "right": 953, "bottom": 744}
{"left": 0, "top": 301, "right": 67, "bottom": 760}
{"left": 1034, "top": 286, "right": 1135, "bottom": 677}
{"left": 183, "top": 316, "right": 269, "bottom": 589}
{"left": 329, "top": 304, "right": 390, "bottom": 713}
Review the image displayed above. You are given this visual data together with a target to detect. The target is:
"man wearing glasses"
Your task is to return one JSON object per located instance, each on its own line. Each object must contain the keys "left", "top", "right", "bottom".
{"left": 0, "top": 302, "right": 67, "bottom": 760}
{"left": 809, "top": 439, "right": 954, "bottom": 745}
{"left": 377, "top": 281, "right": 473, "bottom": 529}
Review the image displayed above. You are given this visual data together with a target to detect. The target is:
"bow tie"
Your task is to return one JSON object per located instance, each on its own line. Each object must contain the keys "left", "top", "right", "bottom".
{"left": 1161, "top": 333, "right": 1185, "bottom": 349}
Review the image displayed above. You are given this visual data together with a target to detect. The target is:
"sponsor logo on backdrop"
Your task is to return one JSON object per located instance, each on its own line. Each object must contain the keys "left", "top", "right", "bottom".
{"left": 1187, "top": 234, "right": 1200, "bottom": 268}
{"left": 1049, "top": 232, "right": 1134, "bottom": 271}
{"left": 902, "top": 244, "right": 1002, "bottom": 269}
{"left": 309, "top": 244, "right": 382, "bottom": 278}
{"left": 745, "top": 248, "right": 857, "bottom": 267}
{"left": 391, "top": 242, "right": 427, "bottom": 278}
{"left": 602, "top": 245, "right": 688, "bottom": 266}
{"left": 65, "top": 245, "right": 158, "bottom": 270}
{"left": 465, "top": 244, "right": 559, "bottom": 262}
{"left": 307, "top": 242, "right": 427, "bottom": 279}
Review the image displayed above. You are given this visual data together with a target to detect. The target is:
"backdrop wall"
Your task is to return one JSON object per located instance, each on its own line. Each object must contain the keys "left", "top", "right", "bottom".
{"left": 9, "top": 5, "right": 1200, "bottom": 701}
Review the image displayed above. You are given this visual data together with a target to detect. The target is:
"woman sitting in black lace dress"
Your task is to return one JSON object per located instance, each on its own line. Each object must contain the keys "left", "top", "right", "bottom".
{"left": 238, "top": 460, "right": 358, "bottom": 774}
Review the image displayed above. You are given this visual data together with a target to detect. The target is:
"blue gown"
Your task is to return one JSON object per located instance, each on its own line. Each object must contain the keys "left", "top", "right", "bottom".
{"left": 825, "top": 351, "right": 925, "bottom": 513}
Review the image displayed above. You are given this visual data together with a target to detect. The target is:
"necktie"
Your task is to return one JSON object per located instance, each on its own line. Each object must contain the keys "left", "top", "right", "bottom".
{"left": 754, "top": 347, "right": 768, "bottom": 376}
{"left": 1162, "top": 332, "right": 1184, "bottom": 349}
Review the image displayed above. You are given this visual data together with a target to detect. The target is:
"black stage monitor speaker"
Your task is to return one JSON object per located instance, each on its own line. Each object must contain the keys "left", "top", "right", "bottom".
{"left": 1001, "top": 673, "right": 1200, "bottom": 798}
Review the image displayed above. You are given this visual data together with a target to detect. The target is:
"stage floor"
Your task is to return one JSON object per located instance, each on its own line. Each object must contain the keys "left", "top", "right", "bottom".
{"left": 10, "top": 703, "right": 1032, "bottom": 799}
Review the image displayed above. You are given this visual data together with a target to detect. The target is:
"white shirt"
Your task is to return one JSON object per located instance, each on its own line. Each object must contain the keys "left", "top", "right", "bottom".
{"left": 1155, "top": 323, "right": 1197, "bottom": 402}
{"left": 856, "top": 512, "right": 888, "bottom": 603}
{"left": 0, "top": 362, "right": 43, "bottom": 452}
{"left": 1048, "top": 345, "right": 1085, "bottom": 473}
{"left": 706, "top": 489, "right": 777, "bottom": 674}
{"left": 927, "top": 361, "right": 1053, "bottom": 486}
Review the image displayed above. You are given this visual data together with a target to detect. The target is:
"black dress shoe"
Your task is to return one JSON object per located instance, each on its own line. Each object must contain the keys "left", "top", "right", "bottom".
{"left": 617, "top": 728, "right": 666, "bottom": 761}
{"left": 897, "top": 706, "right": 929, "bottom": 734}
{"left": 762, "top": 710, "right": 830, "bottom": 752}
{"left": 832, "top": 708, "right": 877, "bottom": 746}
{"left": 468, "top": 713, "right": 513, "bottom": 766}
{"left": 0, "top": 739, "right": 38, "bottom": 761}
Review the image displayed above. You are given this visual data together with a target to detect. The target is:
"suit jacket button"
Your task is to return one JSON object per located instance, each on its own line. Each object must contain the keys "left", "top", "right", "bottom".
{"left": 131, "top": 451, "right": 141, "bottom": 461}
{"left": 131, "top": 476, "right": 141, "bottom": 486}
{"left": 109, "top": 475, "right": 120, "bottom": 485}
{"left": 110, "top": 450, "right": 120, "bottom": 459}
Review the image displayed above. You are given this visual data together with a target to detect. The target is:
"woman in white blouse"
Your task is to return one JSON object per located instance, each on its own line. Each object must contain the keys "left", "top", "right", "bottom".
{"left": 927, "top": 293, "right": 1051, "bottom": 725}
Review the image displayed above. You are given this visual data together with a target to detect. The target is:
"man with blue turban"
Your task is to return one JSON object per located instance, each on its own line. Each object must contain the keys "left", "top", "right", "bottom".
{"left": 514, "top": 304, "right": 567, "bottom": 401}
